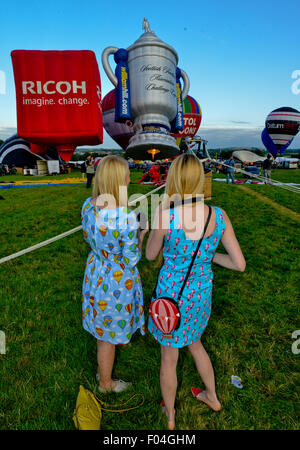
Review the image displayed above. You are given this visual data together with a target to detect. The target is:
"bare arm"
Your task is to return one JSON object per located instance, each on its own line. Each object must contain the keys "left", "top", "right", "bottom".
{"left": 137, "top": 229, "right": 149, "bottom": 252}
{"left": 212, "top": 208, "right": 246, "bottom": 272}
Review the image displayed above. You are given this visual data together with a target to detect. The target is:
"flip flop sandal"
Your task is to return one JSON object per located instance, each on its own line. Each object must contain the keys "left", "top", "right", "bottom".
{"left": 191, "top": 387, "right": 221, "bottom": 411}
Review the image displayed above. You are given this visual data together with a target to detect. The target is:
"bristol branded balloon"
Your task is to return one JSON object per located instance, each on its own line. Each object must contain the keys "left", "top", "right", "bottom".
{"left": 171, "top": 95, "right": 202, "bottom": 148}
{"left": 171, "top": 95, "right": 202, "bottom": 139}
{"left": 265, "top": 107, "right": 300, "bottom": 151}
{"left": 11, "top": 50, "right": 103, "bottom": 161}
{"left": 102, "top": 90, "right": 133, "bottom": 150}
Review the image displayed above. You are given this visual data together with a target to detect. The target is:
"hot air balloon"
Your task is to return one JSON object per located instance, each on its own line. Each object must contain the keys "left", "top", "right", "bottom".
{"left": 11, "top": 50, "right": 103, "bottom": 162}
{"left": 102, "top": 89, "right": 134, "bottom": 150}
{"left": 262, "top": 107, "right": 300, "bottom": 157}
{"left": 149, "top": 298, "right": 180, "bottom": 335}
{"left": 0, "top": 134, "right": 65, "bottom": 168}
{"left": 103, "top": 316, "right": 112, "bottom": 327}
{"left": 171, "top": 95, "right": 202, "bottom": 148}
{"left": 118, "top": 320, "right": 126, "bottom": 330}
{"left": 98, "top": 300, "right": 107, "bottom": 312}
{"left": 102, "top": 90, "right": 202, "bottom": 154}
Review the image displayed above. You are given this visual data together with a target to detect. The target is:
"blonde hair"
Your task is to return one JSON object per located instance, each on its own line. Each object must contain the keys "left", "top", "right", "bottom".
{"left": 164, "top": 153, "right": 205, "bottom": 202}
{"left": 93, "top": 155, "right": 129, "bottom": 207}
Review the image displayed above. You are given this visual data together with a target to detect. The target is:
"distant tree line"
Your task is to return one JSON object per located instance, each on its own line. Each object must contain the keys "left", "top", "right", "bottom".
{"left": 71, "top": 151, "right": 110, "bottom": 161}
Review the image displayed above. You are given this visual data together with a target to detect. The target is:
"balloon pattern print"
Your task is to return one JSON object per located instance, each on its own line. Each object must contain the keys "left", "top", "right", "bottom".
{"left": 148, "top": 206, "right": 225, "bottom": 348}
{"left": 81, "top": 197, "right": 145, "bottom": 344}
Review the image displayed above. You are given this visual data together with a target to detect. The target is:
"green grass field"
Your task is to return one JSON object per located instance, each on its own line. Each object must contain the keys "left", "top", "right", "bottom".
{"left": 0, "top": 168, "right": 299, "bottom": 430}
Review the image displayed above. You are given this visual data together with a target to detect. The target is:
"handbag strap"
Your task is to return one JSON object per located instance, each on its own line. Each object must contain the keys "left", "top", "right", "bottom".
{"left": 153, "top": 204, "right": 212, "bottom": 300}
{"left": 95, "top": 393, "right": 144, "bottom": 413}
{"left": 177, "top": 205, "right": 212, "bottom": 302}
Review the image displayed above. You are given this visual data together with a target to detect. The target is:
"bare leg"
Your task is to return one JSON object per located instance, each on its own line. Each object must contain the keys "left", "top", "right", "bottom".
{"left": 188, "top": 339, "right": 221, "bottom": 406}
{"left": 97, "top": 340, "right": 116, "bottom": 390}
{"left": 160, "top": 345, "right": 178, "bottom": 430}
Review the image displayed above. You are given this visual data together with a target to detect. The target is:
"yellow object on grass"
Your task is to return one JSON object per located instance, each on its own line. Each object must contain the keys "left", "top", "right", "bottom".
{"left": 73, "top": 385, "right": 144, "bottom": 430}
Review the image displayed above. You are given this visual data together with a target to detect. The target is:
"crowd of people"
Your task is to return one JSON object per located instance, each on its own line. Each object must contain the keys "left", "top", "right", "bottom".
{"left": 80, "top": 154, "right": 246, "bottom": 430}
{"left": 214, "top": 153, "right": 276, "bottom": 184}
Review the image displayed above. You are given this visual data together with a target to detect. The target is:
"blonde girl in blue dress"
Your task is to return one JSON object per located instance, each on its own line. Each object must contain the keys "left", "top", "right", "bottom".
{"left": 146, "top": 154, "right": 246, "bottom": 429}
{"left": 81, "top": 155, "right": 147, "bottom": 393}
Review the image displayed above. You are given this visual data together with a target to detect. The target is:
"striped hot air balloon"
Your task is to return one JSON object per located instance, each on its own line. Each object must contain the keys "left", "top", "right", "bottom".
{"left": 102, "top": 90, "right": 134, "bottom": 150}
{"left": 171, "top": 95, "right": 202, "bottom": 147}
{"left": 264, "top": 107, "right": 300, "bottom": 155}
{"left": 0, "top": 133, "right": 61, "bottom": 167}
{"left": 149, "top": 298, "right": 180, "bottom": 335}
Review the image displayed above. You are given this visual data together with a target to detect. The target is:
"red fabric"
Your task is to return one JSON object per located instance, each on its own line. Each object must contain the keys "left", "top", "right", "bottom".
{"left": 149, "top": 298, "right": 180, "bottom": 334}
{"left": 11, "top": 50, "right": 103, "bottom": 160}
{"left": 148, "top": 165, "right": 160, "bottom": 182}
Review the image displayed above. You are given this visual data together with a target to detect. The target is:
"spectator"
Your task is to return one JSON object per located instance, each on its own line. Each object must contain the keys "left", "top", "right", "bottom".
{"left": 80, "top": 161, "right": 86, "bottom": 179}
{"left": 86, "top": 156, "right": 95, "bottom": 188}
{"left": 262, "top": 154, "right": 272, "bottom": 184}
{"left": 225, "top": 155, "right": 235, "bottom": 184}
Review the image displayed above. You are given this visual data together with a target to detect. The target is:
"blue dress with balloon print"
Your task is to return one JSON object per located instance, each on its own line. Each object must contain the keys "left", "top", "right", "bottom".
{"left": 81, "top": 198, "right": 145, "bottom": 344}
{"left": 148, "top": 206, "right": 225, "bottom": 348}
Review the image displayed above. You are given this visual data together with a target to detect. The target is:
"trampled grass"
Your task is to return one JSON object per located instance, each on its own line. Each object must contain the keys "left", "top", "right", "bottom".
{"left": 0, "top": 169, "right": 299, "bottom": 430}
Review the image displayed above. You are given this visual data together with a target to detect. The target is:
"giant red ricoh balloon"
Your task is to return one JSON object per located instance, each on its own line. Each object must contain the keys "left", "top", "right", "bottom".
{"left": 11, "top": 50, "right": 103, "bottom": 161}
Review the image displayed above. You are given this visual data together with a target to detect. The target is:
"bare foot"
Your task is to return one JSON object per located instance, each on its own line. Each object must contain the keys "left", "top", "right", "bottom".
{"left": 191, "top": 388, "right": 221, "bottom": 411}
{"left": 162, "top": 405, "right": 176, "bottom": 430}
{"left": 99, "top": 380, "right": 117, "bottom": 391}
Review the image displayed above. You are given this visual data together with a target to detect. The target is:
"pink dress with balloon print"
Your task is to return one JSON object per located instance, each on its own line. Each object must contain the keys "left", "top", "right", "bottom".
{"left": 148, "top": 206, "right": 225, "bottom": 348}
{"left": 81, "top": 198, "right": 145, "bottom": 344}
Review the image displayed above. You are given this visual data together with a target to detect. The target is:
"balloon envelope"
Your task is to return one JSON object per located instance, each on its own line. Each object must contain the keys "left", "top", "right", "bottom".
{"left": 171, "top": 95, "right": 202, "bottom": 138}
{"left": 265, "top": 107, "right": 300, "bottom": 151}
{"left": 102, "top": 90, "right": 202, "bottom": 151}
{"left": 102, "top": 90, "right": 133, "bottom": 150}
{"left": 0, "top": 134, "right": 64, "bottom": 167}
{"left": 11, "top": 50, "right": 103, "bottom": 161}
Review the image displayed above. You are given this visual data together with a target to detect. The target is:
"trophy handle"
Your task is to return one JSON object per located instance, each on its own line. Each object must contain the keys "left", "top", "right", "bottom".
{"left": 180, "top": 69, "right": 190, "bottom": 100}
{"left": 101, "top": 46, "right": 119, "bottom": 87}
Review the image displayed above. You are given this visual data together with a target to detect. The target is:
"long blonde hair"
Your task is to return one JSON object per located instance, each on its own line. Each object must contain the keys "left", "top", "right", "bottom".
{"left": 164, "top": 153, "right": 205, "bottom": 204}
{"left": 93, "top": 155, "right": 129, "bottom": 207}
{"left": 155, "top": 154, "right": 204, "bottom": 266}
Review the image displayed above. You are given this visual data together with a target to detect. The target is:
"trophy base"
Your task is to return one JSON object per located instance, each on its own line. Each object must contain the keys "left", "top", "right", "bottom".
{"left": 125, "top": 133, "right": 180, "bottom": 161}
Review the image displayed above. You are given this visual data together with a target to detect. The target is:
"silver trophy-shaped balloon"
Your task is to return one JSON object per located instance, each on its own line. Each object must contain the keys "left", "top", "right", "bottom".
{"left": 102, "top": 19, "right": 190, "bottom": 160}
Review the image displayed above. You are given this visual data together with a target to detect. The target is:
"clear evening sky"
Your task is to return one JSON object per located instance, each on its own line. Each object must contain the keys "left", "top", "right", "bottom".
{"left": 1, "top": 0, "right": 300, "bottom": 149}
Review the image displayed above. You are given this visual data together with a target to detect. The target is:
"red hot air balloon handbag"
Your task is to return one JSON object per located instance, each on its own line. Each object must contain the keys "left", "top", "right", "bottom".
{"left": 149, "top": 205, "right": 212, "bottom": 339}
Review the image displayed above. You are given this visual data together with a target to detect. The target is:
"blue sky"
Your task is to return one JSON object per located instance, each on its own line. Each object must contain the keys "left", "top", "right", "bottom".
{"left": 1, "top": 0, "right": 299, "bottom": 148}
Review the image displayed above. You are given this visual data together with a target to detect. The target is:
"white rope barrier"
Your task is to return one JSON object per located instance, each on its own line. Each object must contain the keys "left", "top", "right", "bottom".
{"left": 1, "top": 152, "right": 298, "bottom": 265}
{"left": 0, "top": 225, "right": 83, "bottom": 265}
{"left": 0, "top": 182, "right": 166, "bottom": 265}
{"left": 203, "top": 155, "right": 300, "bottom": 194}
